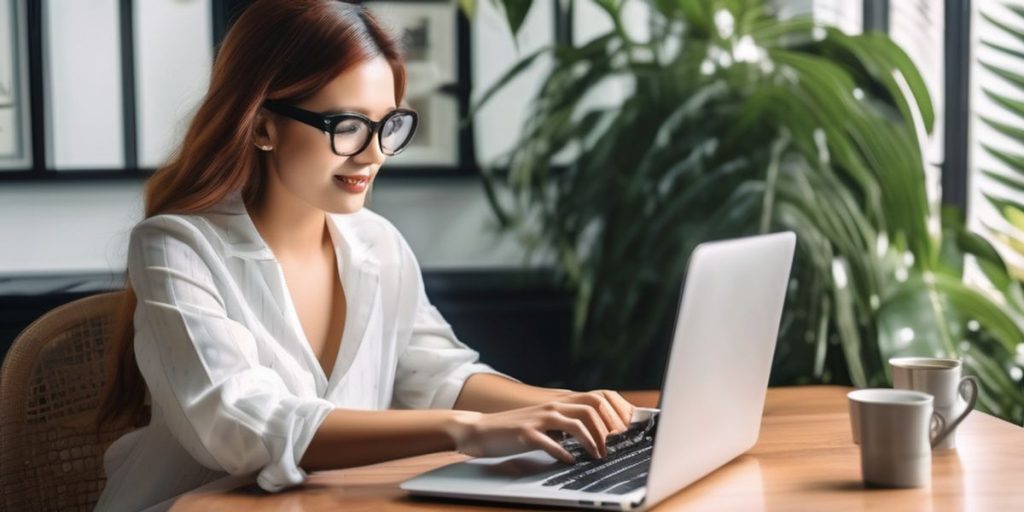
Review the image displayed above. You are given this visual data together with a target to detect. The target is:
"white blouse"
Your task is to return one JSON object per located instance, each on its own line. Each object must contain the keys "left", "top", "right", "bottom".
{"left": 95, "top": 190, "right": 515, "bottom": 511}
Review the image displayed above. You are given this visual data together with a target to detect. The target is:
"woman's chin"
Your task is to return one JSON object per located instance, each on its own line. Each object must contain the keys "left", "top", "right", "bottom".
{"left": 325, "top": 198, "right": 366, "bottom": 215}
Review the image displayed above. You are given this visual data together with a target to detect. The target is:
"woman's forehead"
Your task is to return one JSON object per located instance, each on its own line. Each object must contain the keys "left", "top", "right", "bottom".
{"left": 305, "top": 57, "right": 397, "bottom": 118}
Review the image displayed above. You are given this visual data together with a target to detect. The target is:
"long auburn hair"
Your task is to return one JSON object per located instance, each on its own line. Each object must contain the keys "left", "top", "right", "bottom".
{"left": 96, "top": 0, "right": 408, "bottom": 428}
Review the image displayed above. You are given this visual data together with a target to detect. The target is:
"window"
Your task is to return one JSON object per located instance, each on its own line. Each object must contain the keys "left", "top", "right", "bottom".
{"left": 968, "top": 0, "right": 1024, "bottom": 274}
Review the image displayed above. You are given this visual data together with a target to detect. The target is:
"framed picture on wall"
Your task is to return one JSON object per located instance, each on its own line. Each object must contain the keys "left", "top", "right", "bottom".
{"left": 0, "top": 0, "right": 11, "bottom": 110}
{"left": 0, "top": 0, "right": 31, "bottom": 169}
{"left": 365, "top": 0, "right": 470, "bottom": 171}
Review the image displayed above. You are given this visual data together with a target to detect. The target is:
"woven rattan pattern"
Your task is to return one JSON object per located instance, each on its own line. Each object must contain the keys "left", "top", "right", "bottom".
{"left": 1, "top": 292, "right": 140, "bottom": 511}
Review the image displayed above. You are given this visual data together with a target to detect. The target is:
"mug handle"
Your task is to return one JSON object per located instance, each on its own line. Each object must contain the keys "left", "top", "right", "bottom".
{"left": 929, "top": 375, "right": 979, "bottom": 449}
{"left": 929, "top": 411, "right": 946, "bottom": 449}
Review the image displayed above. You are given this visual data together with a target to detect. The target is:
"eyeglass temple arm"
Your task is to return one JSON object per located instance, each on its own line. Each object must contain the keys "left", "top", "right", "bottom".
{"left": 262, "top": 101, "right": 332, "bottom": 133}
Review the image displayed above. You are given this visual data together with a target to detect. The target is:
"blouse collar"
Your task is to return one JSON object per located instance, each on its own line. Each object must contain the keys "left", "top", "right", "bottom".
{"left": 205, "top": 189, "right": 379, "bottom": 270}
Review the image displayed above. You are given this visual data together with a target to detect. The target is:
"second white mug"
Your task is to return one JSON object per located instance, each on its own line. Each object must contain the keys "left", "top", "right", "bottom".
{"left": 889, "top": 356, "right": 978, "bottom": 450}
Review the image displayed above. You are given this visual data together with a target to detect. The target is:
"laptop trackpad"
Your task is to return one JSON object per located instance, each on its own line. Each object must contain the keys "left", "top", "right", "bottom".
{"left": 435, "top": 451, "right": 565, "bottom": 484}
{"left": 480, "top": 452, "right": 562, "bottom": 476}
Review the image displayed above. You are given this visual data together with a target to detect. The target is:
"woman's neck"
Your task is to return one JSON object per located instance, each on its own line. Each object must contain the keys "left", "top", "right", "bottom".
{"left": 246, "top": 186, "right": 332, "bottom": 262}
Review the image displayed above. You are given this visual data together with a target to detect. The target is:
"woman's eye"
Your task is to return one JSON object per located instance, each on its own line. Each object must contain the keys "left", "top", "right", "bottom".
{"left": 334, "top": 121, "right": 363, "bottom": 136}
{"left": 384, "top": 116, "right": 405, "bottom": 136}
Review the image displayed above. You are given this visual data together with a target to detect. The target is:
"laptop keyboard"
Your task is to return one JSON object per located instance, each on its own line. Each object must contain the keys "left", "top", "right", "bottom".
{"left": 539, "top": 412, "right": 658, "bottom": 494}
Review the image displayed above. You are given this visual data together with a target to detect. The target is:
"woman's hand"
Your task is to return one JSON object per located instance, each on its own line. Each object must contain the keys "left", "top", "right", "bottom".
{"left": 446, "top": 390, "right": 637, "bottom": 465}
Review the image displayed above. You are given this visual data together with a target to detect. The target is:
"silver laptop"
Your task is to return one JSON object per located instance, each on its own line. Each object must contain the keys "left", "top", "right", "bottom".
{"left": 400, "top": 232, "right": 796, "bottom": 511}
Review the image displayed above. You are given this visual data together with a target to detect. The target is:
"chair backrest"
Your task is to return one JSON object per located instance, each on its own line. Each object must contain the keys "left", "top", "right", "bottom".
{"left": 0, "top": 291, "right": 136, "bottom": 512}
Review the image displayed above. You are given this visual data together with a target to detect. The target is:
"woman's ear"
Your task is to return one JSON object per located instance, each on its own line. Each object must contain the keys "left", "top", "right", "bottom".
{"left": 252, "top": 109, "right": 278, "bottom": 151}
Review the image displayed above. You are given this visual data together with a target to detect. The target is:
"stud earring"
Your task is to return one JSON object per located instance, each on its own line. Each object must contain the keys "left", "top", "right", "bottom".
{"left": 255, "top": 143, "right": 273, "bottom": 151}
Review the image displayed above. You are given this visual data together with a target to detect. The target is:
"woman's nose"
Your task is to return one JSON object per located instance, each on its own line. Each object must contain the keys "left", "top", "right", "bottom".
{"left": 352, "top": 132, "right": 386, "bottom": 165}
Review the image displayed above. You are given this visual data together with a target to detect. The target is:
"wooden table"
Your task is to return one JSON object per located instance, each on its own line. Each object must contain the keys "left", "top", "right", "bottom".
{"left": 170, "top": 386, "right": 1024, "bottom": 511}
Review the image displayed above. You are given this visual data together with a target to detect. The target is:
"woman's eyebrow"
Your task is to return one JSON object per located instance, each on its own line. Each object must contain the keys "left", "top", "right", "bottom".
{"left": 323, "top": 105, "right": 398, "bottom": 117}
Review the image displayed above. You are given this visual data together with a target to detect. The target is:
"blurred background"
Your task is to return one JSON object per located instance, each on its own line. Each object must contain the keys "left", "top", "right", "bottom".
{"left": 2, "top": 0, "right": 1023, "bottom": 424}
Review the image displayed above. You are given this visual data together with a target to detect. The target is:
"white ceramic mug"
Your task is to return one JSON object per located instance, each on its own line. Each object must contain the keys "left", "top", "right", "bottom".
{"left": 889, "top": 357, "right": 978, "bottom": 450}
{"left": 847, "top": 389, "right": 951, "bottom": 488}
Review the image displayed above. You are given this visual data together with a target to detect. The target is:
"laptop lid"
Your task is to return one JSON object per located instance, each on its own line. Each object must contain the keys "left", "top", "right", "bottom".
{"left": 644, "top": 231, "right": 795, "bottom": 507}
{"left": 399, "top": 232, "right": 795, "bottom": 511}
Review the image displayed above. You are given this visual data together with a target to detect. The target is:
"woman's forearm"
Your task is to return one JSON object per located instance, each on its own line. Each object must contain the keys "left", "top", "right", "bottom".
{"left": 453, "top": 373, "right": 574, "bottom": 413}
{"left": 299, "top": 408, "right": 478, "bottom": 471}
{"left": 299, "top": 374, "right": 572, "bottom": 471}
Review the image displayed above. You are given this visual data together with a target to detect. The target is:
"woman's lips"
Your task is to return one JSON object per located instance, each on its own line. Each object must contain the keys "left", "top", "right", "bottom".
{"left": 333, "top": 174, "right": 370, "bottom": 193}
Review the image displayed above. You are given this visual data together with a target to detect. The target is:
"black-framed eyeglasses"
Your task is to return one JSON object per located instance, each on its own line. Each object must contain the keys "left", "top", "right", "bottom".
{"left": 262, "top": 99, "right": 418, "bottom": 157}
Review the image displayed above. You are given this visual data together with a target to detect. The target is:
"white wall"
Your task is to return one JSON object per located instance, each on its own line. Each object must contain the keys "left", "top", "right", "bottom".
{"left": 0, "top": 0, "right": 615, "bottom": 275}
{"left": 0, "top": 179, "right": 528, "bottom": 274}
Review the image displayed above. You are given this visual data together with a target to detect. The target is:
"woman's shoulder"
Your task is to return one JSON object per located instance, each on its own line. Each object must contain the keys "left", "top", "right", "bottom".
{"left": 128, "top": 212, "right": 231, "bottom": 261}
{"left": 131, "top": 212, "right": 206, "bottom": 241}
{"left": 130, "top": 189, "right": 260, "bottom": 250}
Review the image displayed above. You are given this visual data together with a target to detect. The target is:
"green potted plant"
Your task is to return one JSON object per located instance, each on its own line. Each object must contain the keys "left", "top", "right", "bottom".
{"left": 462, "top": 0, "right": 1024, "bottom": 423}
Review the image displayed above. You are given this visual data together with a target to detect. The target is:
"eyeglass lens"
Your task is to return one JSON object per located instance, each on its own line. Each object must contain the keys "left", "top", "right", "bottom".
{"left": 332, "top": 112, "right": 415, "bottom": 156}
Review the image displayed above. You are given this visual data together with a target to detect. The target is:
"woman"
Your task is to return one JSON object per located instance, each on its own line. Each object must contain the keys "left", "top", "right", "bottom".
{"left": 94, "top": 1, "right": 637, "bottom": 510}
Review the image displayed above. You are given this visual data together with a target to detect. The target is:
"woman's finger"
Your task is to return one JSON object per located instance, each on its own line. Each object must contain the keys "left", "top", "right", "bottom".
{"left": 572, "top": 392, "right": 627, "bottom": 433}
{"left": 522, "top": 428, "right": 576, "bottom": 465}
{"left": 595, "top": 396, "right": 628, "bottom": 433}
{"left": 599, "top": 390, "right": 636, "bottom": 427}
{"left": 548, "top": 413, "right": 602, "bottom": 459}
{"left": 556, "top": 403, "right": 610, "bottom": 452}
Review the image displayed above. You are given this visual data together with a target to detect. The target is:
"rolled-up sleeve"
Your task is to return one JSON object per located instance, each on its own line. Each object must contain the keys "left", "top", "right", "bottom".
{"left": 128, "top": 216, "right": 336, "bottom": 492}
{"left": 390, "top": 231, "right": 520, "bottom": 411}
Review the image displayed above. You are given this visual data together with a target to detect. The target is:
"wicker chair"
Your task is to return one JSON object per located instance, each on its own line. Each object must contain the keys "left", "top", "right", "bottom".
{"left": 0, "top": 291, "right": 139, "bottom": 511}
